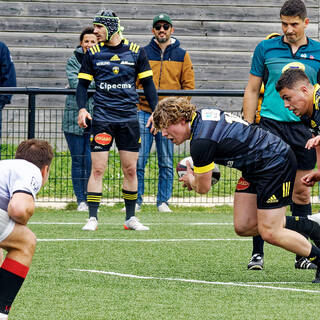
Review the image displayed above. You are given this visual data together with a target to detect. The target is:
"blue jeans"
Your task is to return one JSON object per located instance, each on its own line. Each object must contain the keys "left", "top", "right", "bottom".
{"left": 137, "top": 110, "right": 174, "bottom": 206}
{"left": 64, "top": 132, "right": 91, "bottom": 204}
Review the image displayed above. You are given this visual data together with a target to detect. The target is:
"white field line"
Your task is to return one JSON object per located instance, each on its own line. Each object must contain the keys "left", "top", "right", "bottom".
{"left": 37, "top": 238, "right": 249, "bottom": 242}
{"left": 29, "top": 222, "right": 233, "bottom": 225}
{"left": 69, "top": 269, "right": 320, "bottom": 294}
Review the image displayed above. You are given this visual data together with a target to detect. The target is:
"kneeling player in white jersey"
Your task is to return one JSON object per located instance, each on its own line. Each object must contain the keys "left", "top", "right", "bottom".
{"left": 0, "top": 139, "right": 53, "bottom": 320}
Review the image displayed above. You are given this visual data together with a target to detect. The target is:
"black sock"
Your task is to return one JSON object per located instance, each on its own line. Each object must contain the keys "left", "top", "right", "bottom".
{"left": 285, "top": 216, "right": 320, "bottom": 244}
{"left": 87, "top": 192, "right": 102, "bottom": 220}
{"left": 291, "top": 202, "right": 311, "bottom": 217}
{"left": 0, "top": 258, "right": 29, "bottom": 315}
{"left": 252, "top": 235, "right": 264, "bottom": 256}
{"left": 308, "top": 245, "right": 320, "bottom": 267}
{"left": 291, "top": 203, "right": 311, "bottom": 260}
{"left": 122, "top": 189, "right": 137, "bottom": 221}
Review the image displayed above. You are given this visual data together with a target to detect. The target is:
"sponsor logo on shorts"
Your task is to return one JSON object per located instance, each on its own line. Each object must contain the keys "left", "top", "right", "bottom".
{"left": 236, "top": 177, "right": 250, "bottom": 191}
{"left": 94, "top": 133, "right": 112, "bottom": 145}
{"left": 266, "top": 194, "right": 278, "bottom": 203}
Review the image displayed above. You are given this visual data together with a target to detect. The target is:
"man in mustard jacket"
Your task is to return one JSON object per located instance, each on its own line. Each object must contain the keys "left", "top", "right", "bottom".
{"left": 136, "top": 13, "right": 195, "bottom": 212}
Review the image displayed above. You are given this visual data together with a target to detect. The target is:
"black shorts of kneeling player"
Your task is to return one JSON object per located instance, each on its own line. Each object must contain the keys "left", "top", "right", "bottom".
{"left": 259, "top": 117, "right": 316, "bottom": 171}
{"left": 235, "top": 148, "right": 297, "bottom": 209}
{"left": 91, "top": 120, "right": 140, "bottom": 152}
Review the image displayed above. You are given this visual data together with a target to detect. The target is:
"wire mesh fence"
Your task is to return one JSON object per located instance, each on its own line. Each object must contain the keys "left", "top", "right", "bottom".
{"left": 1, "top": 88, "right": 319, "bottom": 206}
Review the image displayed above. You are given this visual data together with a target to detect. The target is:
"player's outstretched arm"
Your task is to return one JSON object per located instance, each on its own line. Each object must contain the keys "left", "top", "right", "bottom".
{"left": 305, "top": 135, "right": 320, "bottom": 149}
{"left": 301, "top": 171, "right": 320, "bottom": 187}
{"left": 7, "top": 192, "right": 35, "bottom": 225}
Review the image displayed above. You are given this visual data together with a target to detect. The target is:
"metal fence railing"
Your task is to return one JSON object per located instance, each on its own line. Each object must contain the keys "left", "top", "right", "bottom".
{"left": 0, "top": 87, "right": 319, "bottom": 206}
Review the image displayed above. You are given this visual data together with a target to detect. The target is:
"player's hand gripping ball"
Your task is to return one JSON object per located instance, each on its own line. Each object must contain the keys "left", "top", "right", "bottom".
{"left": 176, "top": 156, "right": 220, "bottom": 185}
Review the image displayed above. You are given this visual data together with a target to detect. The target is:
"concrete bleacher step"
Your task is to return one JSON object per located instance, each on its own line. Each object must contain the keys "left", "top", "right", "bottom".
{"left": 0, "top": 1, "right": 319, "bottom": 109}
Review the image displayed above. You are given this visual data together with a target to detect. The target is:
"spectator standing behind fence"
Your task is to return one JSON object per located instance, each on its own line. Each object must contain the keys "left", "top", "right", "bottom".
{"left": 0, "top": 42, "right": 16, "bottom": 160}
{"left": 77, "top": 10, "right": 158, "bottom": 231}
{"left": 62, "top": 27, "right": 97, "bottom": 212}
{"left": 135, "top": 13, "right": 195, "bottom": 212}
{"left": 243, "top": 0, "right": 320, "bottom": 271}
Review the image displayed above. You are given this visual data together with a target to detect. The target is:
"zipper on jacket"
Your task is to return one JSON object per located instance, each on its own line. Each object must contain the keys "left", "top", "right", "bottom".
{"left": 158, "top": 50, "right": 164, "bottom": 88}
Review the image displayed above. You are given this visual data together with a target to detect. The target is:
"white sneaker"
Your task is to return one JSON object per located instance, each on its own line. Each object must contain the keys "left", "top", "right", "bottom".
{"left": 157, "top": 202, "right": 172, "bottom": 212}
{"left": 77, "top": 202, "right": 88, "bottom": 212}
{"left": 121, "top": 204, "right": 141, "bottom": 212}
{"left": 124, "top": 216, "right": 149, "bottom": 231}
{"left": 82, "top": 217, "right": 98, "bottom": 231}
{"left": 0, "top": 313, "right": 8, "bottom": 320}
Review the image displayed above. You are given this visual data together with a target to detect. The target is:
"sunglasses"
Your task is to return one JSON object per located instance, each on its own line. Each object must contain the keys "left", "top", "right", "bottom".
{"left": 154, "top": 23, "right": 171, "bottom": 31}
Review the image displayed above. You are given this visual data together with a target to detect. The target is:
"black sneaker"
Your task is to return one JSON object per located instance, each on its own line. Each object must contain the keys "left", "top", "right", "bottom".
{"left": 295, "top": 257, "right": 317, "bottom": 270}
{"left": 247, "top": 253, "right": 264, "bottom": 270}
{"left": 312, "top": 266, "right": 320, "bottom": 283}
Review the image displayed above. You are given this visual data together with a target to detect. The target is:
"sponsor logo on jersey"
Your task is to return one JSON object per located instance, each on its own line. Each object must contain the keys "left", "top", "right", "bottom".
{"left": 110, "top": 54, "right": 120, "bottom": 61}
{"left": 201, "top": 109, "right": 221, "bottom": 121}
{"left": 30, "top": 176, "right": 40, "bottom": 193}
{"left": 112, "top": 66, "right": 120, "bottom": 75}
{"left": 99, "top": 82, "right": 132, "bottom": 91}
{"left": 97, "top": 61, "right": 110, "bottom": 66}
{"left": 266, "top": 195, "right": 278, "bottom": 203}
{"left": 282, "top": 62, "right": 305, "bottom": 73}
{"left": 121, "top": 60, "right": 134, "bottom": 66}
{"left": 236, "top": 177, "right": 250, "bottom": 191}
{"left": 94, "top": 133, "right": 112, "bottom": 145}
{"left": 226, "top": 160, "right": 234, "bottom": 167}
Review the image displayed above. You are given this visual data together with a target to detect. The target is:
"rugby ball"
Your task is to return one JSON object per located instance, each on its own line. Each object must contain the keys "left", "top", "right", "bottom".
{"left": 176, "top": 156, "right": 220, "bottom": 185}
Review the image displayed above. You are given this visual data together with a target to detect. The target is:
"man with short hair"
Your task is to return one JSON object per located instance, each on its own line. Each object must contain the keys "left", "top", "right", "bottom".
{"left": 243, "top": 0, "right": 320, "bottom": 270}
{"left": 276, "top": 68, "right": 320, "bottom": 159}
{"left": 77, "top": 10, "right": 158, "bottom": 231}
{"left": 136, "top": 13, "right": 195, "bottom": 212}
{"left": 0, "top": 139, "right": 53, "bottom": 320}
{"left": 153, "top": 96, "right": 320, "bottom": 283}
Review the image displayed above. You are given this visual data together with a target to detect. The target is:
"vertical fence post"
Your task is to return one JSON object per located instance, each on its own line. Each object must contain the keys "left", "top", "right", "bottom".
{"left": 28, "top": 93, "right": 36, "bottom": 139}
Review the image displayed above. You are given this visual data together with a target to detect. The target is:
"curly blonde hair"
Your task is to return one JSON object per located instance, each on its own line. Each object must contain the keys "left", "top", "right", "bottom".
{"left": 153, "top": 97, "right": 196, "bottom": 129}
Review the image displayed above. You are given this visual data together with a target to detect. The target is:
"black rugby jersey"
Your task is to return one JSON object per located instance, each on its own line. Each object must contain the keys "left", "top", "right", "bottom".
{"left": 190, "top": 109, "right": 290, "bottom": 176}
{"left": 300, "top": 83, "right": 320, "bottom": 136}
{"left": 78, "top": 39, "right": 153, "bottom": 122}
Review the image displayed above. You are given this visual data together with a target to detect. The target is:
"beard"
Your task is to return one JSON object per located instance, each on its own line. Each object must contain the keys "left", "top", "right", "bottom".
{"left": 156, "top": 34, "right": 170, "bottom": 43}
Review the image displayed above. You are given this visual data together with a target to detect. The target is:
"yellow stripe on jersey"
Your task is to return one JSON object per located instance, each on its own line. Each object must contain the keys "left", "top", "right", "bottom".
{"left": 90, "top": 44, "right": 100, "bottom": 55}
{"left": 129, "top": 42, "right": 140, "bottom": 53}
{"left": 194, "top": 162, "right": 215, "bottom": 174}
{"left": 189, "top": 112, "right": 197, "bottom": 141}
{"left": 78, "top": 73, "right": 93, "bottom": 81}
{"left": 138, "top": 70, "right": 153, "bottom": 79}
